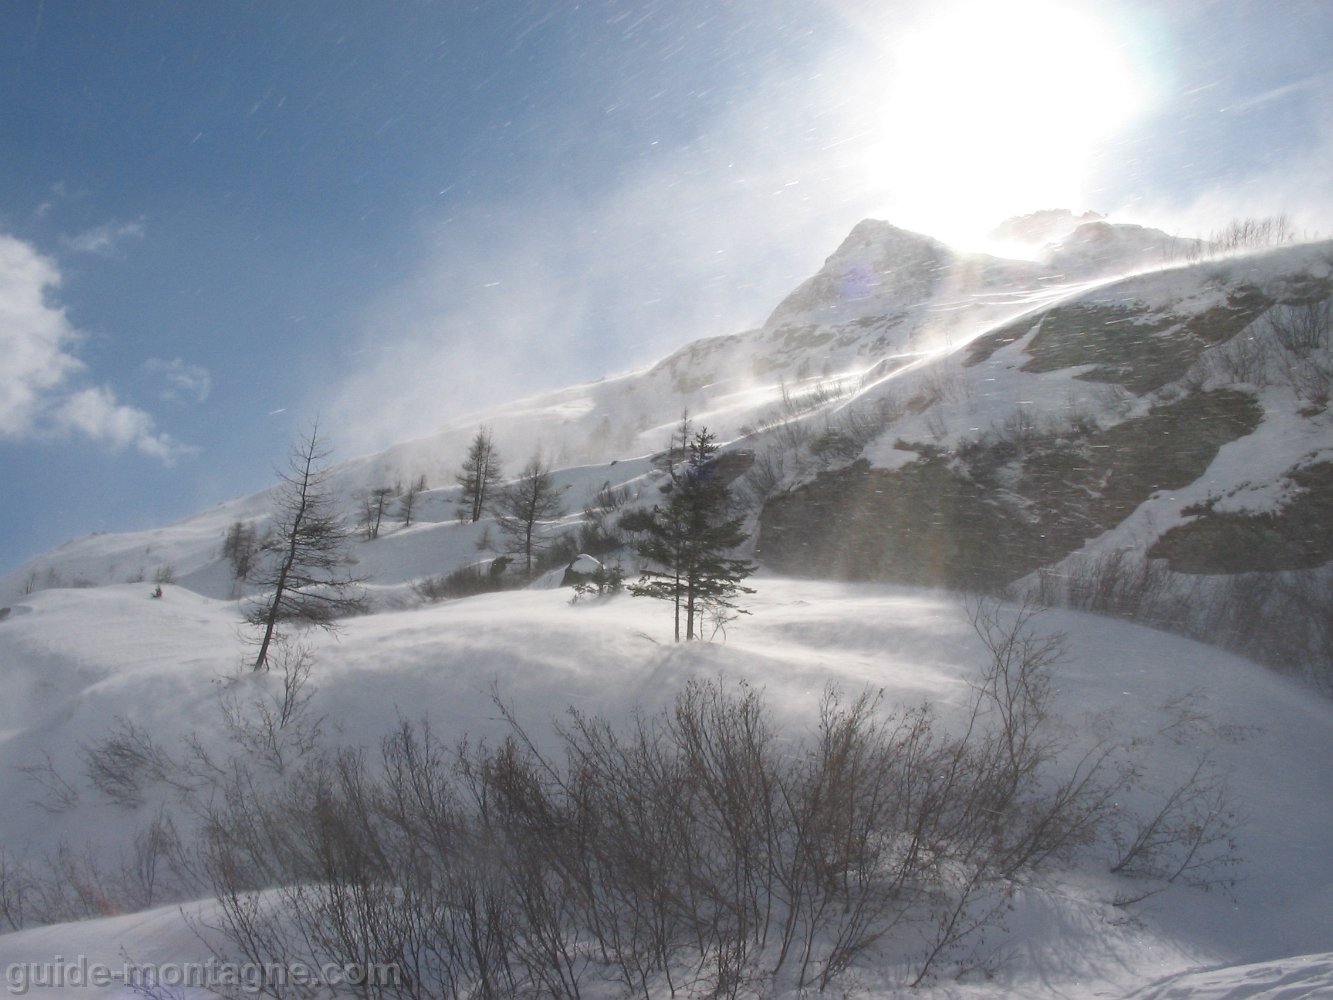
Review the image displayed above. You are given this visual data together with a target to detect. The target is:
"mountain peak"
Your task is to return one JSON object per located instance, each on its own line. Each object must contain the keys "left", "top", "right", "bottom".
{"left": 764, "top": 220, "right": 952, "bottom": 328}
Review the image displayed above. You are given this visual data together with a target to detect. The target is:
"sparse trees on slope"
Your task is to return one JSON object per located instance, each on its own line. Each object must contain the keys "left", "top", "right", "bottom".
{"left": 245, "top": 426, "right": 368, "bottom": 669}
{"left": 494, "top": 453, "right": 567, "bottom": 578}
{"left": 631, "top": 421, "right": 755, "bottom": 640}
{"left": 397, "top": 474, "right": 428, "bottom": 527}
{"left": 457, "top": 426, "right": 503, "bottom": 523}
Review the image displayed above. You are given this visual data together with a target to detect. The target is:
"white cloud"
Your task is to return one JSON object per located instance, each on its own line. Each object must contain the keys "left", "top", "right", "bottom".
{"left": 0, "top": 235, "right": 82, "bottom": 436}
{"left": 0, "top": 233, "right": 190, "bottom": 462}
{"left": 52, "top": 386, "right": 192, "bottom": 462}
{"left": 145, "top": 357, "right": 211, "bottom": 404}
{"left": 62, "top": 219, "right": 146, "bottom": 256}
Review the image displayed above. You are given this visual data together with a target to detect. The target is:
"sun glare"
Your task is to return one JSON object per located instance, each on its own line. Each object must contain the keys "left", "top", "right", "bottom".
{"left": 873, "top": 0, "right": 1145, "bottom": 246}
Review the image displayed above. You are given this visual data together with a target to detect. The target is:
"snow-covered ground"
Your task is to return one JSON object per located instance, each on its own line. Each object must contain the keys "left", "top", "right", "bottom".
{"left": 0, "top": 578, "right": 1330, "bottom": 998}
{"left": 4, "top": 222, "right": 1333, "bottom": 997}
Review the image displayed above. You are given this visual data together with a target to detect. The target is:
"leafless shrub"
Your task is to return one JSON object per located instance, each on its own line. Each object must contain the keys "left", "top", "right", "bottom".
{"left": 1256, "top": 300, "right": 1333, "bottom": 403}
{"left": 19, "top": 570, "right": 39, "bottom": 595}
{"left": 735, "top": 445, "right": 792, "bottom": 511}
{"left": 579, "top": 481, "right": 634, "bottom": 555}
{"left": 413, "top": 559, "right": 514, "bottom": 603}
{"left": 741, "top": 380, "right": 848, "bottom": 451}
{"left": 781, "top": 379, "right": 849, "bottom": 421}
{"left": 1091, "top": 383, "right": 1133, "bottom": 419}
{"left": 993, "top": 406, "right": 1039, "bottom": 453}
{"left": 197, "top": 612, "right": 1235, "bottom": 995}
{"left": 1266, "top": 299, "right": 1333, "bottom": 355}
{"left": 1055, "top": 551, "right": 1190, "bottom": 628}
{"left": 1262, "top": 571, "right": 1333, "bottom": 691}
{"left": 0, "top": 850, "right": 36, "bottom": 931}
{"left": 914, "top": 361, "right": 968, "bottom": 407}
{"left": 1, "top": 644, "right": 325, "bottom": 931}
{"left": 115, "top": 808, "right": 196, "bottom": 912}
{"left": 1110, "top": 753, "right": 1244, "bottom": 904}
{"left": 1048, "top": 401, "right": 1102, "bottom": 440}
{"left": 16, "top": 749, "right": 81, "bottom": 813}
{"left": 1026, "top": 552, "right": 1333, "bottom": 693}
{"left": 81, "top": 718, "right": 178, "bottom": 809}
{"left": 738, "top": 389, "right": 905, "bottom": 515}
{"left": 2, "top": 814, "right": 200, "bottom": 929}
{"left": 924, "top": 409, "right": 949, "bottom": 442}
{"left": 1204, "top": 332, "right": 1273, "bottom": 388}
{"left": 216, "top": 641, "right": 324, "bottom": 776}
{"left": 1208, "top": 214, "right": 1296, "bottom": 253}
{"left": 153, "top": 564, "right": 177, "bottom": 586}
{"left": 1189, "top": 301, "right": 1333, "bottom": 400}
{"left": 28, "top": 841, "right": 118, "bottom": 923}
{"left": 812, "top": 393, "right": 906, "bottom": 460}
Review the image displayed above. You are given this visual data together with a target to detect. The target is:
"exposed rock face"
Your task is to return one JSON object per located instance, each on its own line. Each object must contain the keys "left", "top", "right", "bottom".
{"left": 1150, "top": 460, "right": 1333, "bottom": 573}
{"left": 756, "top": 391, "right": 1264, "bottom": 589}
{"left": 967, "top": 285, "right": 1275, "bottom": 394}
{"left": 753, "top": 237, "right": 1333, "bottom": 594}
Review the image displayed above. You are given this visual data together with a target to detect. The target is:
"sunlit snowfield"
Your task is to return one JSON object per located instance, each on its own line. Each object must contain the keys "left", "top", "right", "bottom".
{"left": 1, "top": 576, "right": 1331, "bottom": 998}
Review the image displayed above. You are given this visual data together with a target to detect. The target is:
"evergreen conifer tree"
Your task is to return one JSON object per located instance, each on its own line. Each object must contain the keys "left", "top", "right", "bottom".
{"left": 631, "top": 421, "right": 754, "bottom": 640}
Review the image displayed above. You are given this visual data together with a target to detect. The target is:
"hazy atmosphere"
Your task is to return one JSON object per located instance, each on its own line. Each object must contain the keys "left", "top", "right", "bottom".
{"left": 6, "top": 4, "right": 1333, "bottom": 994}
{"left": 1, "top": 0, "right": 1330, "bottom": 571}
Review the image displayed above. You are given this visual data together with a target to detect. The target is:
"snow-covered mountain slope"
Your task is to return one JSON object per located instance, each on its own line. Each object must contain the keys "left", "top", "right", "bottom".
{"left": 4, "top": 218, "right": 1333, "bottom": 996}
{"left": 0, "top": 218, "right": 1287, "bottom": 604}
{"left": 0, "top": 580, "right": 1330, "bottom": 996}
{"left": 757, "top": 239, "right": 1333, "bottom": 590}
{"left": 1045, "top": 220, "right": 1206, "bottom": 279}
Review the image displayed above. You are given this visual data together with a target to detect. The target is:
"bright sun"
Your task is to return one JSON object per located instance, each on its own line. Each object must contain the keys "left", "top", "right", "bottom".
{"left": 874, "top": 0, "right": 1146, "bottom": 245}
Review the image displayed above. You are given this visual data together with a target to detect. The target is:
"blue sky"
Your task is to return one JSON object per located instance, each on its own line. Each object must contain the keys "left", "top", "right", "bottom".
{"left": 1, "top": 0, "right": 1331, "bottom": 573}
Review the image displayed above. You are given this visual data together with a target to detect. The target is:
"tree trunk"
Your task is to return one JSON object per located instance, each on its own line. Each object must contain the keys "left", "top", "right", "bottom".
{"left": 255, "top": 463, "right": 311, "bottom": 669}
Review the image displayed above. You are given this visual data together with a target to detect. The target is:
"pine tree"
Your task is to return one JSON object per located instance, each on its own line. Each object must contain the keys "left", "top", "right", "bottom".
{"left": 245, "top": 425, "right": 368, "bottom": 669}
{"left": 630, "top": 421, "right": 754, "bottom": 640}
{"left": 494, "top": 453, "right": 567, "bottom": 578}
{"left": 457, "top": 427, "right": 503, "bottom": 523}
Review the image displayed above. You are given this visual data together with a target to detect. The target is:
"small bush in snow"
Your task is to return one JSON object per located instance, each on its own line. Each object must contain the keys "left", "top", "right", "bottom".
{"left": 414, "top": 558, "right": 514, "bottom": 602}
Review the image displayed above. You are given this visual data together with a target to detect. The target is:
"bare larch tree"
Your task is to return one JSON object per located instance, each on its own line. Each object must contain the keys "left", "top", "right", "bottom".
{"left": 397, "top": 474, "right": 428, "bottom": 527}
{"left": 245, "top": 425, "right": 368, "bottom": 669}
{"left": 494, "top": 453, "right": 567, "bottom": 578}
{"left": 358, "top": 485, "right": 398, "bottom": 540}
{"left": 457, "top": 426, "right": 503, "bottom": 523}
